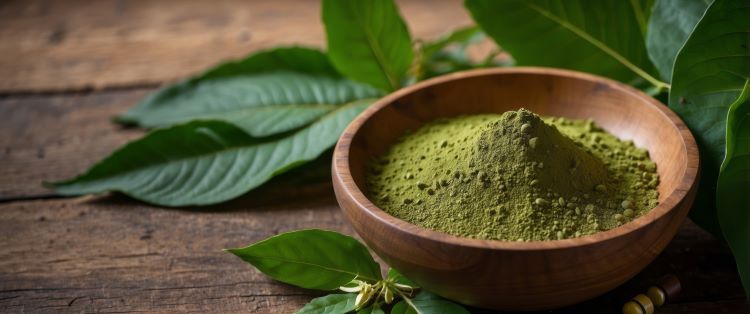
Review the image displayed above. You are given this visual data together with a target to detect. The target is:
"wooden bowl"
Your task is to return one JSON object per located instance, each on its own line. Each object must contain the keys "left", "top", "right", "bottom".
{"left": 332, "top": 68, "right": 699, "bottom": 311}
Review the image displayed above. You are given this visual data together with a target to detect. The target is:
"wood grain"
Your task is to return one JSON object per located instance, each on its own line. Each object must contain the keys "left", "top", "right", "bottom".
{"left": 0, "top": 1, "right": 747, "bottom": 312}
{"left": 0, "top": 0, "right": 479, "bottom": 92}
{"left": 0, "top": 89, "right": 148, "bottom": 199}
{"left": 0, "top": 196, "right": 746, "bottom": 313}
{"left": 0, "top": 194, "right": 349, "bottom": 313}
{"left": 333, "top": 68, "right": 701, "bottom": 310}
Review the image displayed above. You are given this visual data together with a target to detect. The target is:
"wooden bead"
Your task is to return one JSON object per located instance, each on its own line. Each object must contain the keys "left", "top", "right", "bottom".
{"left": 633, "top": 294, "right": 654, "bottom": 314}
{"left": 658, "top": 274, "right": 681, "bottom": 301}
{"left": 647, "top": 286, "right": 666, "bottom": 306}
{"left": 622, "top": 301, "right": 644, "bottom": 314}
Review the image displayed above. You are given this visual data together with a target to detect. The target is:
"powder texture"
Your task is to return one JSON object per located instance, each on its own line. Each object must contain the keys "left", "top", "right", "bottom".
{"left": 366, "top": 109, "right": 659, "bottom": 241}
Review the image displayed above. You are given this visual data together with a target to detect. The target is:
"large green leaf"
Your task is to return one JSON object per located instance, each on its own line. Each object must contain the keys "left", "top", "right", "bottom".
{"left": 465, "top": 0, "right": 661, "bottom": 86}
{"left": 226, "top": 229, "right": 382, "bottom": 290}
{"left": 391, "top": 291, "right": 469, "bottom": 314}
{"left": 322, "top": 0, "right": 413, "bottom": 91}
{"left": 646, "top": 0, "right": 712, "bottom": 82}
{"left": 718, "top": 81, "right": 750, "bottom": 296}
{"left": 296, "top": 293, "right": 357, "bottom": 314}
{"left": 117, "top": 47, "right": 381, "bottom": 137}
{"left": 668, "top": 0, "right": 750, "bottom": 239}
{"left": 46, "top": 100, "right": 374, "bottom": 206}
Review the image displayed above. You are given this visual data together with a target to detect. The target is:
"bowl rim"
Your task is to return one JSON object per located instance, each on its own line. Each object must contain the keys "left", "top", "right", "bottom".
{"left": 333, "top": 67, "right": 700, "bottom": 251}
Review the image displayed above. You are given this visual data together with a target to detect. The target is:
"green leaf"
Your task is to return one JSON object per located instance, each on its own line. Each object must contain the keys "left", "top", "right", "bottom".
{"left": 646, "top": 0, "right": 712, "bottom": 82}
{"left": 226, "top": 229, "right": 382, "bottom": 290}
{"left": 391, "top": 291, "right": 469, "bottom": 314}
{"left": 391, "top": 301, "right": 408, "bottom": 313}
{"left": 46, "top": 100, "right": 374, "bottom": 206}
{"left": 417, "top": 26, "right": 500, "bottom": 80}
{"left": 118, "top": 47, "right": 381, "bottom": 137}
{"left": 322, "top": 0, "right": 413, "bottom": 91}
{"left": 465, "top": 0, "right": 662, "bottom": 86}
{"left": 632, "top": 0, "right": 656, "bottom": 38}
{"left": 387, "top": 270, "right": 467, "bottom": 314}
{"left": 717, "top": 81, "right": 750, "bottom": 296}
{"left": 296, "top": 294, "right": 358, "bottom": 314}
{"left": 421, "top": 25, "right": 483, "bottom": 59}
{"left": 357, "top": 305, "right": 385, "bottom": 314}
{"left": 668, "top": 0, "right": 750, "bottom": 239}
{"left": 387, "top": 268, "right": 417, "bottom": 287}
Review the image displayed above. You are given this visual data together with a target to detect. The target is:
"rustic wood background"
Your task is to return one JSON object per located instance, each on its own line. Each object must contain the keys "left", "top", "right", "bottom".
{"left": 0, "top": 0, "right": 746, "bottom": 313}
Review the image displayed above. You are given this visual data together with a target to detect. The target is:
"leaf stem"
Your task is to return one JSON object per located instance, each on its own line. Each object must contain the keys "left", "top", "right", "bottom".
{"left": 394, "top": 289, "right": 421, "bottom": 314}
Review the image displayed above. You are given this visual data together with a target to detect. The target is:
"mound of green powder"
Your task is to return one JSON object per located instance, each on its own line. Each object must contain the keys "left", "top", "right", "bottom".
{"left": 367, "top": 109, "right": 659, "bottom": 241}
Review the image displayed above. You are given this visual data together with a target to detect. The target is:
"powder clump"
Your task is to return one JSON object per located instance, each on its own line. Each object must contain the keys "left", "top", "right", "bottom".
{"left": 367, "top": 109, "right": 659, "bottom": 241}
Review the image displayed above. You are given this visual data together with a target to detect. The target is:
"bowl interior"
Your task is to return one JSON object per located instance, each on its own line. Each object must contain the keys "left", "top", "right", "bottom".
{"left": 347, "top": 69, "right": 690, "bottom": 227}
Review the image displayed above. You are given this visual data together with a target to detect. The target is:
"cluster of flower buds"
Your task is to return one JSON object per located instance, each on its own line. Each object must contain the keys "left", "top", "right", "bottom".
{"left": 339, "top": 278, "right": 418, "bottom": 310}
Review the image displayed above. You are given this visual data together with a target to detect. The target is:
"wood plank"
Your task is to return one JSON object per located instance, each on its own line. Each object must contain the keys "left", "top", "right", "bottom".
{"left": 0, "top": 190, "right": 746, "bottom": 313}
{"left": 0, "top": 194, "right": 348, "bottom": 313}
{"left": 0, "top": 89, "right": 149, "bottom": 199}
{"left": 0, "top": 0, "right": 476, "bottom": 92}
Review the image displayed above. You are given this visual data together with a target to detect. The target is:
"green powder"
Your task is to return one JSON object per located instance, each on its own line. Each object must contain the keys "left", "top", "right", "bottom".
{"left": 366, "top": 109, "right": 659, "bottom": 241}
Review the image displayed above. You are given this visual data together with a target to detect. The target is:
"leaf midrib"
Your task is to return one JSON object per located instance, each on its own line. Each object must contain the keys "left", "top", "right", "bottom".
{"left": 142, "top": 103, "right": 338, "bottom": 125}
{"left": 346, "top": 1, "right": 401, "bottom": 91}
{"left": 523, "top": 2, "right": 667, "bottom": 88}
{"left": 629, "top": 0, "right": 648, "bottom": 37}
{"left": 248, "top": 254, "right": 380, "bottom": 283}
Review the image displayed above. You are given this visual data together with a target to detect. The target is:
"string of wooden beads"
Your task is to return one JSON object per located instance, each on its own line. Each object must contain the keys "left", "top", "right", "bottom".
{"left": 622, "top": 275, "right": 681, "bottom": 314}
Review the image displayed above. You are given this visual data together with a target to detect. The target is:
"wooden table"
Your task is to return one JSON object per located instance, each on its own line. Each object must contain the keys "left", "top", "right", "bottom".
{"left": 0, "top": 1, "right": 747, "bottom": 313}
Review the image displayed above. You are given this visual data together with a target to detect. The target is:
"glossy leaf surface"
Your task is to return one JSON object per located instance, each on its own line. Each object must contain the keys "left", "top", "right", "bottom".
{"left": 48, "top": 100, "right": 373, "bottom": 206}
{"left": 227, "top": 229, "right": 382, "bottom": 290}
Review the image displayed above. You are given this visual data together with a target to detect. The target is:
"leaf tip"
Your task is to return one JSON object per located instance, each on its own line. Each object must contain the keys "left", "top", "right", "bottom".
{"left": 41, "top": 180, "right": 66, "bottom": 191}
{"left": 223, "top": 247, "right": 245, "bottom": 257}
{"left": 112, "top": 114, "right": 137, "bottom": 125}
